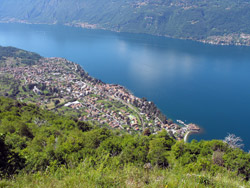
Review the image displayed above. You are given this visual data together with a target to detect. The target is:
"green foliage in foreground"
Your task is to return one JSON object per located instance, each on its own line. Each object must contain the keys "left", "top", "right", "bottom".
{"left": 1, "top": 163, "right": 249, "bottom": 188}
{"left": 0, "top": 96, "right": 250, "bottom": 187}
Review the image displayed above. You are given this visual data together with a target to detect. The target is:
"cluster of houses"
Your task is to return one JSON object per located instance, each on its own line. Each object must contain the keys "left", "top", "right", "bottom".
{"left": 1, "top": 57, "right": 199, "bottom": 138}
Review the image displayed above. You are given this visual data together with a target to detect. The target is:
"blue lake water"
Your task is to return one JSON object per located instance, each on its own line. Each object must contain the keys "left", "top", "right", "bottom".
{"left": 0, "top": 23, "right": 250, "bottom": 149}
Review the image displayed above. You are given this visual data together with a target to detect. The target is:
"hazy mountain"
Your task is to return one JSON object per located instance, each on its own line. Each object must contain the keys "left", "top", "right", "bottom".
{"left": 1, "top": 0, "right": 250, "bottom": 45}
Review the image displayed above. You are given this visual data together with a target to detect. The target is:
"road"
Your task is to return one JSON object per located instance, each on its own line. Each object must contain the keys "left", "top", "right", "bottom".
{"left": 109, "top": 95, "right": 145, "bottom": 131}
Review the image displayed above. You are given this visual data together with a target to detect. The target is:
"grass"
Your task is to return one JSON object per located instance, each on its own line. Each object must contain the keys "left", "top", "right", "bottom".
{"left": 1, "top": 163, "right": 249, "bottom": 188}
{"left": 46, "top": 101, "right": 55, "bottom": 110}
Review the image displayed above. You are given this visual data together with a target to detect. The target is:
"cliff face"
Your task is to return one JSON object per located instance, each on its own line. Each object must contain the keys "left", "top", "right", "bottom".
{"left": 1, "top": 0, "right": 250, "bottom": 45}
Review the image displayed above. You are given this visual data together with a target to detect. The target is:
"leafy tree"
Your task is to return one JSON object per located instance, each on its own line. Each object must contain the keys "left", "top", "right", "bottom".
{"left": 186, "top": 140, "right": 201, "bottom": 155}
{"left": 147, "top": 138, "right": 169, "bottom": 168}
{"left": 179, "top": 152, "right": 197, "bottom": 166}
{"left": 209, "top": 140, "right": 228, "bottom": 152}
{"left": 172, "top": 141, "right": 186, "bottom": 159}
{"left": 143, "top": 128, "right": 151, "bottom": 136}
{"left": 223, "top": 149, "right": 250, "bottom": 180}
{"left": 0, "top": 134, "right": 25, "bottom": 177}
{"left": 98, "top": 136, "right": 122, "bottom": 157}
{"left": 54, "top": 100, "right": 60, "bottom": 106}
{"left": 19, "top": 123, "right": 34, "bottom": 139}
{"left": 154, "top": 129, "right": 175, "bottom": 150}
{"left": 77, "top": 121, "right": 92, "bottom": 132}
{"left": 195, "top": 157, "right": 212, "bottom": 172}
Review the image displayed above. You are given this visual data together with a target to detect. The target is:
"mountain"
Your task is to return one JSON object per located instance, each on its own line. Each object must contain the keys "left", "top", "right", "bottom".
{"left": 1, "top": 0, "right": 250, "bottom": 45}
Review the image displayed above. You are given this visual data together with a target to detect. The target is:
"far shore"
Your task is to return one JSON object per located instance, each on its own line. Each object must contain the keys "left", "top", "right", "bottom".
{"left": 1, "top": 20, "right": 250, "bottom": 47}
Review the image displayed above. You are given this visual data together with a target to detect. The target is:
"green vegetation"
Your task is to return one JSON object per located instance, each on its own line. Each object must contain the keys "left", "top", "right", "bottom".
{"left": 1, "top": 0, "right": 250, "bottom": 45}
{"left": 0, "top": 96, "right": 250, "bottom": 187}
{"left": 0, "top": 46, "right": 41, "bottom": 66}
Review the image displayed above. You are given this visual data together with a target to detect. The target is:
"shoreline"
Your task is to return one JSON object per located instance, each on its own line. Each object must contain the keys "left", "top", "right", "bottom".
{"left": 1, "top": 21, "right": 250, "bottom": 47}
{"left": 184, "top": 129, "right": 200, "bottom": 143}
{"left": 184, "top": 131, "right": 192, "bottom": 143}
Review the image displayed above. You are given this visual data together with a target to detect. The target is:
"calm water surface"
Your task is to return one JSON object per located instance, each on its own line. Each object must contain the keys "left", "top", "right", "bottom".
{"left": 0, "top": 23, "right": 250, "bottom": 149}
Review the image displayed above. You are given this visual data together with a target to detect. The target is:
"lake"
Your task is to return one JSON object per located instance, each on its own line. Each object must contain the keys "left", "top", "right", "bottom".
{"left": 0, "top": 23, "right": 250, "bottom": 150}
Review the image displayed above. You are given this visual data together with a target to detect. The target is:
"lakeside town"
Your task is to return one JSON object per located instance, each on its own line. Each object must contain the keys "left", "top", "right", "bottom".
{"left": 0, "top": 54, "right": 200, "bottom": 140}
{"left": 199, "top": 33, "right": 250, "bottom": 46}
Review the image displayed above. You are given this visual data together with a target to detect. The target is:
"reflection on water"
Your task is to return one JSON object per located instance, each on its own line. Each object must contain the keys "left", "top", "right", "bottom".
{"left": 129, "top": 50, "right": 199, "bottom": 85}
{"left": 0, "top": 23, "right": 250, "bottom": 150}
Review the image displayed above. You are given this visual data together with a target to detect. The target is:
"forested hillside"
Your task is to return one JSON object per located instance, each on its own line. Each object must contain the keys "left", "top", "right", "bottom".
{"left": 0, "top": 97, "right": 250, "bottom": 187}
{"left": 0, "top": 46, "right": 41, "bottom": 66}
{"left": 1, "top": 0, "right": 250, "bottom": 45}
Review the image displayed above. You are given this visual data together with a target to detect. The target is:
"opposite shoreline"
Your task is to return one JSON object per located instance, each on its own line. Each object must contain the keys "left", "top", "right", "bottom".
{"left": 1, "top": 21, "right": 250, "bottom": 47}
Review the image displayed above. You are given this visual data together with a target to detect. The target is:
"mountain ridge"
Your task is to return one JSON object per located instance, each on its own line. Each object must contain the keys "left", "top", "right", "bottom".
{"left": 1, "top": 0, "right": 250, "bottom": 46}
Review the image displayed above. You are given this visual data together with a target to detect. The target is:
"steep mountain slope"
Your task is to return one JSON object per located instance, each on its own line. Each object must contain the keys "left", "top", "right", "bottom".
{"left": 0, "top": 96, "right": 250, "bottom": 187}
{"left": 1, "top": 0, "right": 250, "bottom": 45}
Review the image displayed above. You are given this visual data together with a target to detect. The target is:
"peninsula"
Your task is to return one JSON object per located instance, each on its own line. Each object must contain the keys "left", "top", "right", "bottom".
{"left": 0, "top": 46, "right": 199, "bottom": 140}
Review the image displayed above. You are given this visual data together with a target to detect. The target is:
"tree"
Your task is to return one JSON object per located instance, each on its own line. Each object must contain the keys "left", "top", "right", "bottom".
{"left": 147, "top": 138, "right": 169, "bottom": 168}
{"left": 143, "top": 128, "right": 151, "bottom": 136}
{"left": 172, "top": 141, "right": 186, "bottom": 159}
{"left": 98, "top": 137, "right": 122, "bottom": 157}
{"left": 156, "top": 129, "right": 176, "bottom": 150}
{"left": 19, "top": 123, "right": 34, "bottom": 139}
{"left": 223, "top": 149, "right": 250, "bottom": 180}
{"left": 0, "top": 134, "right": 25, "bottom": 177}
{"left": 223, "top": 133, "right": 244, "bottom": 149}
{"left": 77, "top": 121, "right": 92, "bottom": 132}
{"left": 54, "top": 99, "right": 60, "bottom": 106}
